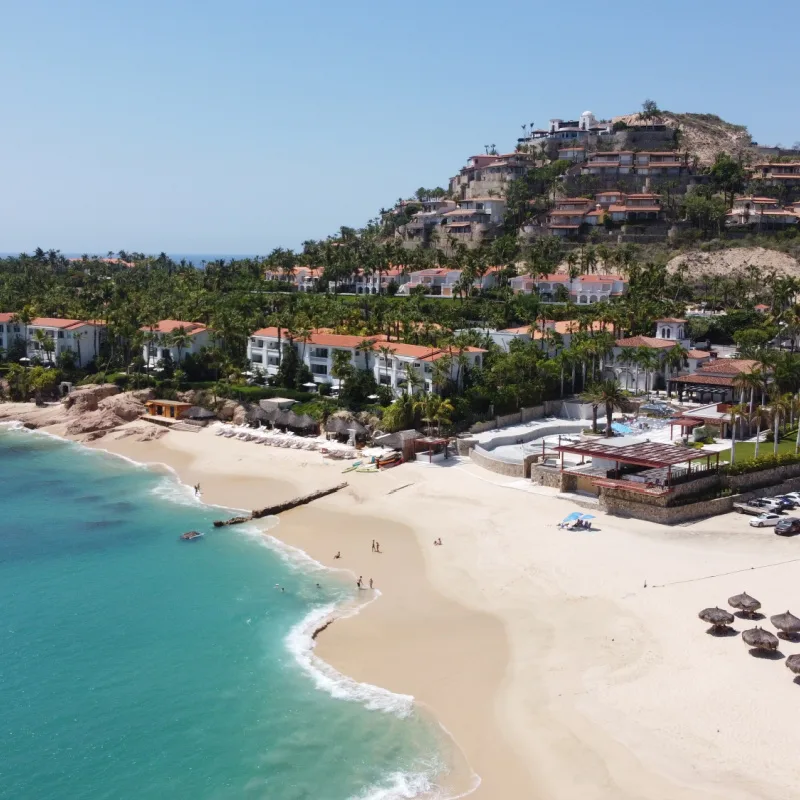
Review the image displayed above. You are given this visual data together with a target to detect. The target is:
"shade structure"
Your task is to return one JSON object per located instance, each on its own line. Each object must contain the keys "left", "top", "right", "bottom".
{"left": 728, "top": 592, "right": 761, "bottom": 615}
{"left": 786, "top": 654, "right": 800, "bottom": 675}
{"left": 181, "top": 405, "right": 217, "bottom": 420}
{"left": 699, "top": 607, "right": 734, "bottom": 627}
{"left": 742, "top": 627, "right": 779, "bottom": 651}
{"left": 770, "top": 611, "right": 800, "bottom": 635}
{"left": 325, "top": 416, "right": 367, "bottom": 436}
{"left": 290, "top": 413, "right": 318, "bottom": 430}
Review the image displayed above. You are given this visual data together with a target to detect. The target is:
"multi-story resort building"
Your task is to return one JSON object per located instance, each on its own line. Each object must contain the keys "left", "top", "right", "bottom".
{"left": 0, "top": 314, "right": 105, "bottom": 367}
{"left": 246, "top": 328, "right": 484, "bottom": 395}
{"left": 141, "top": 320, "right": 212, "bottom": 367}
{"left": 726, "top": 197, "right": 799, "bottom": 230}
{"left": 750, "top": 162, "right": 800, "bottom": 188}
{"left": 508, "top": 274, "right": 628, "bottom": 304}
{"left": 580, "top": 151, "right": 688, "bottom": 178}
{"left": 449, "top": 153, "right": 534, "bottom": 201}
{"left": 398, "top": 197, "right": 506, "bottom": 251}
{"left": 263, "top": 266, "right": 321, "bottom": 292}
{"left": 541, "top": 192, "right": 665, "bottom": 236}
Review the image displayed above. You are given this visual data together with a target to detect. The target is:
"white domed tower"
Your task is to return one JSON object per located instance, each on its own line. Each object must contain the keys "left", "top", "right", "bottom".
{"left": 580, "top": 110, "right": 597, "bottom": 131}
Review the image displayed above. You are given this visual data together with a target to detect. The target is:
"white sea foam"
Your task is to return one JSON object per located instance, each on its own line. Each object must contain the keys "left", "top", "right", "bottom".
{"left": 285, "top": 599, "right": 415, "bottom": 717}
{"left": 351, "top": 770, "right": 435, "bottom": 800}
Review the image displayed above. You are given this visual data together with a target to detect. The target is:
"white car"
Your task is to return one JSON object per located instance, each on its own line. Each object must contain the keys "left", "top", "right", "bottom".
{"left": 783, "top": 492, "right": 800, "bottom": 504}
{"left": 750, "top": 513, "right": 781, "bottom": 528}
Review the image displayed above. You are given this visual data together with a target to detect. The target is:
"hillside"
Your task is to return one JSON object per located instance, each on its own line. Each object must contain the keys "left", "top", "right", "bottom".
{"left": 666, "top": 246, "right": 800, "bottom": 278}
{"left": 612, "top": 111, "right": 753, "bottom": 165}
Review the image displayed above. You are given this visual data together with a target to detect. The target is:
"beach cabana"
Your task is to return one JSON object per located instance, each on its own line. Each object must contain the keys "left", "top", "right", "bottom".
{"left": 698, "top": 606, "right": 735, "bottom": 631}
{"left": 728, "top": 592, "right": 761, "bottom": 616}
{"left": 770, "top": 611, "right": 800, "bottom": 639}
{"left": 325, "top": 416, "right": 367, "bottom": 442}
{"left": 742, "top": 627, "right": 779, "bottom": 651}
{"left": 180, "top": 406, "right": 217, "bottom": 425}
{"left": 144, "top": 399, "right": 192, "bottom": 421}
{"left": 786, "top": 654, "right": 800, "bottom": 675}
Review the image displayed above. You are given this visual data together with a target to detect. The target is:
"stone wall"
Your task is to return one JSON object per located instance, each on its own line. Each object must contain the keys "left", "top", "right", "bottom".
{"left": 468, "top": 404, "right": 545, "bottom": 434}
{"left": 469, "top": 445, "right": 524, "bottom": 477}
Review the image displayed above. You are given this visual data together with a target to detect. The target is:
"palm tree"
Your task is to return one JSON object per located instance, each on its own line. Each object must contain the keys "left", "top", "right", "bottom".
{"left": 663, "top": 344, "right": 688, "bottom": 387}
{"left": 768, "top": 392, "right": 793, "bottom": 456}
{"left": 72, "top": 330, "right": 86, "bottom": 367}
{"left": 377, "top": 344, "right": 396, "bottom": 389}
{"left": 597, "top": 380, "right": 625, "bottom": 437}
{"left": 728, "top": 403, "right": 747, "bottom": 465}
{"left": 581, "top": 384, "right": 603, "bottom": 435}
{"left": 170, "top": 326, "right": 192, "bottom": 365}
{"left": 331, "top": 349, "right": 353, "bottom": 394}
{"left": 401, "top": 361, "right": 422, "bottom": 396}
{"left": 356, "top": 338, "right": 377, "bottom": 371}
{"left": 32, "top": 329, "right": 51, "bottom": 365}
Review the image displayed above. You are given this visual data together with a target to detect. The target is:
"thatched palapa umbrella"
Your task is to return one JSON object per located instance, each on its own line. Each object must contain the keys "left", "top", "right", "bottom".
{"left": 786, "top": 654, "right": 800, "bottom": 675}
{"left": 742, "top": 626, "right": 779, "bottom": 651}
{"left": 699, "top": 607, "right": 734, "bottom": 629}
{"left": 770, "top": 610, "right": 800, "bottom": 639}
{"left": 728, "top": 591, "right": 762, "bottom": 616}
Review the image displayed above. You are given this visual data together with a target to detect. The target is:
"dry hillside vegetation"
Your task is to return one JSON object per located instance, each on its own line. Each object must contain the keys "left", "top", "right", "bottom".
{"left": 612, "top": 112, "right": 753, "bottom": 166}
{"left": 667, "top": 246, "right": 800, "bottom": 278}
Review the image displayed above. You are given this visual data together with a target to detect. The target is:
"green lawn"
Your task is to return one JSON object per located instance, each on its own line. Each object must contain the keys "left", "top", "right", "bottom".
{"left": 716, "top": 427, "right": 800, "bottom": 462}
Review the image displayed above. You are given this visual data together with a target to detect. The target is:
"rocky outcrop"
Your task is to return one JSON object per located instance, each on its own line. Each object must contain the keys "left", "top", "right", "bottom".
{"left": 98, "top": 393, "right": 148, "bottom": 422}
{"left": 63, "top": 384, "right": 119, "bottom": 415}
{"left": 65, "top": 408, "right": 125, "bottom": 436}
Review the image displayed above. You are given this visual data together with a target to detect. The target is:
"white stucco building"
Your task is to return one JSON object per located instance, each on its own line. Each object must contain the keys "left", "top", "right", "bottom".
{"left": 247, "top": 327, "right": 484, "bottom": 396}
{"left": 509, "top": 273, "right": 628, "bottom": 304}
{"left": 141, "top": 320, "right": 212, "bottom": 367}
{"left": 0, "top": 314, "right": 105, "bottom": 367}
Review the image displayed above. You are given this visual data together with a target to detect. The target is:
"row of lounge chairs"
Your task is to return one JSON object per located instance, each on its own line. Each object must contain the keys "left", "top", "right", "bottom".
{"left": 213, "top": 424, "right": 359, "bottom": 458}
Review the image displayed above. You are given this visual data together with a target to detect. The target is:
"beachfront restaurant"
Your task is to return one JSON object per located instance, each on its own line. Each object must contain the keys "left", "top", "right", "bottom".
{"left": 551, "top": 437, "right": 719, "bottom": 496}
{"left": 144, "top": 399, "right": 192, "bottom": 421}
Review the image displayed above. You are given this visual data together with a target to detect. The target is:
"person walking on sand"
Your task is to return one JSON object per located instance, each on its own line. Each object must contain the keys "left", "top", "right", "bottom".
{"left": 371, "top": 540, "right": 375, "bottom": 552}
{"left": 194, "top": 483, "right": 201, "bottom": 497}
{"left": 375, "top": 542, "right": 381, "bottom": 553}
{"left": 334, "top": 551, "right": 341, "bottom": 559}
{"left": 369, "top": 578, "right": 373, "bottom": 589}
{"left": 357, "top": 576, "right": 363, "bottom": 589}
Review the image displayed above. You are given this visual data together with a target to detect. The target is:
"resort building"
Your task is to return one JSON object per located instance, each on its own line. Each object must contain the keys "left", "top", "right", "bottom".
{"left": 580, "top": 151, "right": 688, "bottom": 178}
{"left": 750, "top": 162, "right": 800, "bottom": 188}
{"left": 0, "top": 314, "right": 105, "bottom": 367}
{"left": 667, "top": 358, "right": 764, "bottom": 404}
{"left": 449, "top": 153, "right": 534, "bottom": 201}
{"left": 509, "top": 273, "right": 628, "bottom": 304}
{"left": 350, "top": 268, "right": 409, "bottom": 295}
{"left": 246, "top": 328, "right": 485, "bottom": 395}
{"left": 489, "top": 319, "right": 615, "bottom": 353}
{"left": 141, "top": 320, "right": 212, "bottom": 368}
{"left": 541, "top": 192, "right": 665, "bottom": 235}
{"left": 606, "top": 318, "right": 710, "bottom": 392}
{"left": 726, "top": 197, "right": 799, "bottom": 230}
{"left": 263, "top": 266, "right": 321, "bottom": 292}
{"left": 517, "top": 112, "right": 613, "bottom": 149}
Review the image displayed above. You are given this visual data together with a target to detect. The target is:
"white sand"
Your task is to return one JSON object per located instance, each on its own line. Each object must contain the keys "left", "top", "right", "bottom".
{"left": 7, "top": 410, "right": 800, "bottom": 800}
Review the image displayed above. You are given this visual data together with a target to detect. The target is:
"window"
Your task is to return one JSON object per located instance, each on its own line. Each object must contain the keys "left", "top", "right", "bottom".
{"left": 268, "top": 342, "right": 279, "bottom": 350}
{"left": 250, "top": 337, "right": 255, "bottom": 343}
{"left": 256, "top": 339, "right": 264, "bottom": 348}
{"left": 58, "top": 332, "right": 64, "bottom": 339}
{"left": 311, "top": 348, "right": 329, "bottom": 359}
{"left": 311, "top": 363, "right": 327, "bottom": 376}
{"left": 251, "top": 353, "right": 263, "bottom": 364}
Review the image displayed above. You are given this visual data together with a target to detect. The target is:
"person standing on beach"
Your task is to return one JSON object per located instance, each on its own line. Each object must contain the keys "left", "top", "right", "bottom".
{"left": 369, "top": 578, "right": 373, "bottom": 589}
{"left": 357, "top": 576, "right": 363, "bottom": 589}
{"left": 371, "top": 540, "right": 375, "bottom": 552}
{"left": 375, "top": 542, "right": 381, "bottom": 553}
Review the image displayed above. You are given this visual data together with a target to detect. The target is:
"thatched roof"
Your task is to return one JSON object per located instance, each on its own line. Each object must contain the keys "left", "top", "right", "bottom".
{"left": 291, "top": 413, "right": 318, "bottom": 430}
{"left": 374, "top": 429, "right": 421, "bottom": 449}
{"left": 770, "top": 611, "right": 800, "bottom": 634}
{"left": 244, "top": 405, "right": 269, "bottom": 424}
{"left": 742, "top": 627, "right": 779, "bottom": 650}
{"left": 182, "top": 405, "right": 217, "bottom": 420}
{"left": 325, "top": 416, "right": 367, "bottom": 435}
{"left": 786, "top": 654, "right": 800, "bottom": 675}
{"left": 728, "top": 592, "right": 761, "bottom": 614}
{"left": 699, "top": 607, "right": 734, "bottom": 627}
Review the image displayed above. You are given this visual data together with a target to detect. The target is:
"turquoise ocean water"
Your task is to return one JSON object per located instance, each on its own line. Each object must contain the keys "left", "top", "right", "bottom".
{"left": 0, "top": 426, "right": 447, "bottom": 800}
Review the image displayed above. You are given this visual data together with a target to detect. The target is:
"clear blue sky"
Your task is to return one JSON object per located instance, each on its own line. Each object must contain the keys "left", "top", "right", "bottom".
{"left": 2, "top": 0, "right": 798, "bottom": 255}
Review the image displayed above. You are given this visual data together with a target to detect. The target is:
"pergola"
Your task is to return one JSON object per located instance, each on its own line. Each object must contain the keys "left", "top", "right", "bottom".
{"left": 553, "top": 439, "right": 719, "bottom": 491}
{"left": 668, "top": 374, "right": 734, "bottom": 403}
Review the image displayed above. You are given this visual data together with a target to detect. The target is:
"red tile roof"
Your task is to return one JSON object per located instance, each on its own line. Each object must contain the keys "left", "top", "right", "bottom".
{"left": 686, "top": 350, "right": 711, "bottom": 359}
{"left": 30, "top": 317, "right": 92, "bottom": 330}
{"left": 695, "top": 359, "right": 762, "bottom": 375}
{"left": 0, "top": 313, "right": 15, "bottom": 323}
{"left": 142, "top": 320, "right": 207, "bottom": 335}
{"left": 656, "top": 317, "right": 686, "bottom": 323}
{"left": 616, "top": 336, "right": 676, "bottom": 349}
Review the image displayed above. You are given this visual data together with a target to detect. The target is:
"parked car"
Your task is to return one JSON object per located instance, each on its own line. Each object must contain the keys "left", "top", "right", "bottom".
{"left": 750, "top": 513, "right": 782, "bottom": 528}
{"left": 775, "top": 517, "right": 800, "bottom": 536}
{"left": 782, "top": 492, "right": 800, "bottom": 504}
{"left": 773, "top": 496, "right": 797, "bottom": 510}
{"left": 756, "top": 499, "right": 785, "bottom": 513}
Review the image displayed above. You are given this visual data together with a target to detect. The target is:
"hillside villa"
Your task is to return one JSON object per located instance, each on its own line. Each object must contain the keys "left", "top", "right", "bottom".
{"left": 247, "top": 327, "right": 484, "bottom": 395}
{"left": 141, "top": 320, "right": 212, "bottom": 368}
{"left": 509, "top": 273, "right": 628, "bottom": 304}
{"left": 751, "top": 162, "right": 800, "bottom": 188}
{"left": 726, "top": 197, "right": 799, "bottom": 230}
{"left": 0, "top": 314, "right": 105, "bottom": 367}
{"left": 580, "top": 151, "right": 688, "bottom": 178}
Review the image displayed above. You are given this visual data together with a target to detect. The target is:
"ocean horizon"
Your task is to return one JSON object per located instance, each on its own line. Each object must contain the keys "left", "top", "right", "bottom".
{"left": 0, "top": 252, "right": 262, "bottom": 267}
{"left": 0, "top": 425, "right": 446, "bottom": 799}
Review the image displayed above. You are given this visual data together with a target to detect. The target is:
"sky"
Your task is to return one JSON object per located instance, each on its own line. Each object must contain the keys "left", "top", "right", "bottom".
{"left": 1, "top": 0, "right": 798, "bottom": 256}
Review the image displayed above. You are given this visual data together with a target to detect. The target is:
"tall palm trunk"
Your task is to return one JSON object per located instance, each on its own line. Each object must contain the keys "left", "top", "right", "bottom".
{"left": 754, "top": 416, "right": 761, "bottom": 458}
{"left": 774, "top": 413, "right": 780, "bottom": 456}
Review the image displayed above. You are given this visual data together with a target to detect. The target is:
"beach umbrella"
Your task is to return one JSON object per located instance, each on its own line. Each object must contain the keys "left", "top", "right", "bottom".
{"left": 786, "top": 654, "right": 800, "bottom": 675}
{"left": 698, "top": 607, "right": 734, "bottom": 629}
{"left": 728, "top": 592, "right": 762, "bottom": 615}
{"left": 742, "top": 626, "right": 779, "bottom": 651}
{"left": 770, "top": 610, "right": 800, "bottom": 637}
{"left": 293, "top": 413, "right": 318, "bottom": 430}
{"left": 182, "top": 405, "right": 217, "bottom": 421}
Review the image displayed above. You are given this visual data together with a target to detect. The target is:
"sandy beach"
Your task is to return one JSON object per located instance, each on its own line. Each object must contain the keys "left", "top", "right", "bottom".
{"left": 6, "top": 408, "right": 800, "bottom": 800}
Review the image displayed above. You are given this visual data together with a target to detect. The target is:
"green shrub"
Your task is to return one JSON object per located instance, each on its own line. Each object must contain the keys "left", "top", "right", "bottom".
{"left": 722, "top": 451, "right": 800, "bottom": 476}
